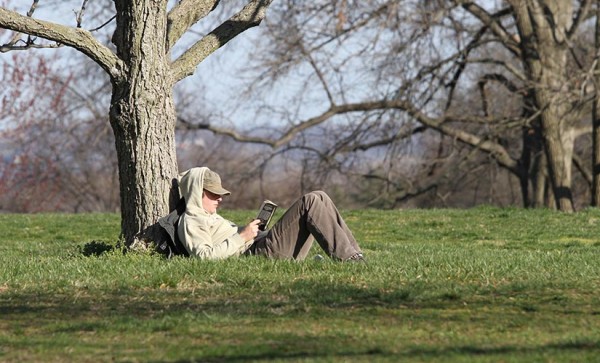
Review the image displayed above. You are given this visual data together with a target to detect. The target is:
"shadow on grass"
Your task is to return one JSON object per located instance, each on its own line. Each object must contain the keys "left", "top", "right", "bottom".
{"left": 1, "top": 285, "right": 599, "bottom": 361}
{"left": 2, "top": 278, "right": 597, "bottom": 321}
{"left": 78, "top": 240, "right": 115, "bottom": 257}
{"left": 183, "top": 340, "right": 600, "bottom": 363}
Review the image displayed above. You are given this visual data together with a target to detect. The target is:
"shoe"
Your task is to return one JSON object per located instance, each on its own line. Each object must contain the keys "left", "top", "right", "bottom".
{"left": 346, "top": 253, "right": 365, "bottom": 262}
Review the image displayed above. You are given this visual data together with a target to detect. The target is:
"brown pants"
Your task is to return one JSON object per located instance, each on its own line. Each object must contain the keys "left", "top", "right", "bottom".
{"left": 247, "top": 191, "right": 362, "bottom": 260}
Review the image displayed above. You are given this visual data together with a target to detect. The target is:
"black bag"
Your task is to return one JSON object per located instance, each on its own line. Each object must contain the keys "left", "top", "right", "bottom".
{"left": 155, "top": 197, "right": 189, "bottom": 258}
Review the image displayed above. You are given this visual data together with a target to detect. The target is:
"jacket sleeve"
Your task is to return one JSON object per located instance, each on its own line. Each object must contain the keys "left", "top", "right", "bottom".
{"left": 178, "top": 216, "right": 251, "bottom": 259}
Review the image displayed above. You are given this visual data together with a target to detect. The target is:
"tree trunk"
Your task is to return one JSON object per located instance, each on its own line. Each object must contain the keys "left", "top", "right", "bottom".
{"left": 592, "top": 0, "right": 600, "bottom": 206}
{"left": 511, "top": 0, "right": 575, "bottom": 212}
{"left": 534, "top": 24, "right": 575, "bottom": 211}
{"left": 542, "top": 122, "right": 575, "bottom": 211}
{"left": 110, "top": 0, "right": 178, "bottom": 244}
{"left": 531, "top": 150, "right": 547, "bottom": 208}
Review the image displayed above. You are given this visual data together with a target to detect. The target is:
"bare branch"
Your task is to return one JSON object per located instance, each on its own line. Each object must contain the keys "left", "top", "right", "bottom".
{"left": 25, "top": 0, "right": 39, "bottom": 17}
{"left": 468, "top": 57, "right": 526, "bottom": 82}
{"left": 75, "top": 0, "right": 90, "bottom": 28}
{"left": 344, "top": 126, "right": 428, "bottom": 152}
{"left": 306, "top": 3, "right": 393, "bottom": 55}
{"left": 567, "top": 0, "right": 592, "bottom": 40}
{"left": 479, "top": 73, "right": 521, "bottom": 93}
{"left": 178, "top": 116, "right": 276, "bottom": 146}
{"left": 180, "top": 95, "right": 520, "bottom": 174}
{"left": 170, "top": 0, "right": 274, "bottom": 82}
{"left": 0, "top": 7, "right": 124, "bottom": 80}
{"left": 4, "top": 0, "right": 40, "bottom": 49}
{"left": 444, "top": 21, "right": 494, "bottom": 110}
{"left": 573, "top": 151, "right": 592, "bottom": 184}
{"left": 574, "top": 124, "right": 593, "bottom": 139}
{"left": 301, "top": 44, "right": 335, "bottom": 105}
{"left": 166, "top": 0, "right": 220, "bottom": 50}
{"left": 89, "top": 15, "right": 116, "bottom": 33}
{"left": 0, "top": 39, "right": 62, "bottom": 52}
{"left": 456, "top": 0, "right": 521, "bottom": 56}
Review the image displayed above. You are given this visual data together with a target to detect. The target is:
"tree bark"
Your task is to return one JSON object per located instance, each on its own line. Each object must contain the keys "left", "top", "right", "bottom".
{"left": 510, "top": 0, "right": 576, "bottom": 212}
{"left": 592, "top": 0, "right": 600, "bottom": 206}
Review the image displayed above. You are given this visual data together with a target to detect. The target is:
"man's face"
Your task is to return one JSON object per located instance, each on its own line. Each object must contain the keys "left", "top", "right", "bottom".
{"left": 202, "top": 190, "right": 222, "bottom": 214}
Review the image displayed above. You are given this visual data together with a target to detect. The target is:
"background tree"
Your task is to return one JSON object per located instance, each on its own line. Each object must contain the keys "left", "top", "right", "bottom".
{"left": 2, "top": 1, "right": 599, "bottom": 216}
{"left": 188, "top": 0, "right": 596, "bottom": 211}
{"left": 0, "top": 0, "right": 274, "bottom": 244}
{"left": 0, "top": 47, "right": 120, "bottom": 213}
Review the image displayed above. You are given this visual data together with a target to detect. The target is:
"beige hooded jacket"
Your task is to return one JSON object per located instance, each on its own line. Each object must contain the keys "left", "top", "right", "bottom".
{"left": 177, "top": 167, "right": 252, "bottom": 259}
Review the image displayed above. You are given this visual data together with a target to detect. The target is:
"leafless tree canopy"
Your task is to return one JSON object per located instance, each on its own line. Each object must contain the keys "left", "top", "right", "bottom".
{"left": 181, "top": 0, "right": 600, "bottom": 211}
{"left": 1, "top": 0, "right": 600, "bottom": 220}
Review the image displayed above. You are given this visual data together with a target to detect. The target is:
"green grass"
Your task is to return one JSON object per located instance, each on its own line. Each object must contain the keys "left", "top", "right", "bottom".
{"left": 0, "top": 207, "right": 599, "bottom": 362}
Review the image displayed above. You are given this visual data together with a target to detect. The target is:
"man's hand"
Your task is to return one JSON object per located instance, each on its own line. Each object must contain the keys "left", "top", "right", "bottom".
{"left": 239, "top": 219, "right": 261, "bottom": 241}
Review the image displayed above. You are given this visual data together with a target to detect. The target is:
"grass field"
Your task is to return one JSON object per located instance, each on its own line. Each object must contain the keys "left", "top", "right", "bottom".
{"left": 0, "top": 207, "right": 599, "bottom": 362}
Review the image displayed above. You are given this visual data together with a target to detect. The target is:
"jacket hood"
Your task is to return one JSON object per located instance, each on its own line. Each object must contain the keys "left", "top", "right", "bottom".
{"left": 178, "top": 167, "right": 209, "bottom": 214}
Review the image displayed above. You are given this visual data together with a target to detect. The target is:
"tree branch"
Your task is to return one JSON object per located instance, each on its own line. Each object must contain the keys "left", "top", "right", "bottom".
{"left": 166, "top": 0, "right": 220, "bottom": 50}
{"left": 3, "top": 0, "right": 46, "bottom": 50}
{"left": 75, "top": 0, "right": 90, "bottom": 28}
{"left": 573, "top": 151, "right": 592, "bottom": 185}
{"left": 0, "top": 7, "right": 124, "bottom": 80}
{"left": 567, "top": 0, "right": 591, "bottom": 40}
{"left": 170, "top": 0, "right": 273, "bottom": 82}
{"left": 392, "top": 100, "right": 521, "bottom": 173}
{"left": 456, "top": 1, "right": 521, "bottom": 56}
{"left": 179, "top": 98, "right": 520, "bottom": 173}
{"left": 344, "top": 126, "right": 427, "bottom": 152}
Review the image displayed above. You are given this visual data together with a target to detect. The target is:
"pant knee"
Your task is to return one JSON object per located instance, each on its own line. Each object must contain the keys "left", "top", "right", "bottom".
{"left": 306, "top": 190, "right": 328, "bottom": 201}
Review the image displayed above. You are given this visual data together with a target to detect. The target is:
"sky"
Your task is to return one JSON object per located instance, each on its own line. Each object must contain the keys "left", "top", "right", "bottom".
{"left": 0, "top": 0, "right": 512, "bottom": 141}
{"left": 0, "top": 0, "right": 275, "bottom": 126}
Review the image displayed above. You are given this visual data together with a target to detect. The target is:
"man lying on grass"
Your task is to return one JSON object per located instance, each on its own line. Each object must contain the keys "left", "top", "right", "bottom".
{"left": 176, "top": 167, "right": 365, "bottom": 262}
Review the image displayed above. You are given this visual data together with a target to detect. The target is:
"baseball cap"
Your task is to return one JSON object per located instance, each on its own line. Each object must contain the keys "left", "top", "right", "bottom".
{"left": 203, "top": 169, "right": 231, "bottom": 196}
